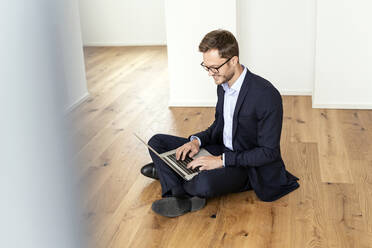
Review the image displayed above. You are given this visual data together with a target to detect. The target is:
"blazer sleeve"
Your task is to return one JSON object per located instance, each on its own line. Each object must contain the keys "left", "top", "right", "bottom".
{"left": 224, "top": 89, "right": 283, "bottom": 167}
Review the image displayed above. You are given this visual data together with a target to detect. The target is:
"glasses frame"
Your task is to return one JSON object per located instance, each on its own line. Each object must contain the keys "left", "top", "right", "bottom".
{"left": 200, "top": 57, "right": 233, "bottom": 74}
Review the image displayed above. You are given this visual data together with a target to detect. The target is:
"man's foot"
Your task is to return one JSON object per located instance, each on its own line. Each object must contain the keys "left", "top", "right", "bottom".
{"left": 140, "top": 162, "right": 159, "bottom": 180}
{"left": 151, "top": 196, "right": 206, "bottom": 217}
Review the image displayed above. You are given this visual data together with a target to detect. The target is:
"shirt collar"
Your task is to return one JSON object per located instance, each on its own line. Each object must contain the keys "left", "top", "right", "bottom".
{"left": 222, "top": 65, "right": 247, "bottom": 93}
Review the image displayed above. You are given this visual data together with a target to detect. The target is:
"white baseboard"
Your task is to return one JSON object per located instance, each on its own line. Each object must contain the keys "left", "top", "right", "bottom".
{"left": 64, "top": 92, "right": 90, "bottom": 115}
{"left": 83, "top": 42, "right": 166, "bottom": 47}
{"left": 168, "top": 90, "right": 313, "bottom": 107}
{"left": 279, "top": 90, "right": 312, "bottom": 95}
{"left": 170, "top": 99, "right": 372, "bottom": 109}
{"left": 312, "top": 103, "right": 372, "bottom": 109}
{"left": 168, "top": 99, "right": 217, "bottom": 107}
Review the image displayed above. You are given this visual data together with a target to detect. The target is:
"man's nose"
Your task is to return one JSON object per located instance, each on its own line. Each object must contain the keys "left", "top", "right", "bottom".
{"left": 208, "top": 70, "right": 215, "bottom": 76}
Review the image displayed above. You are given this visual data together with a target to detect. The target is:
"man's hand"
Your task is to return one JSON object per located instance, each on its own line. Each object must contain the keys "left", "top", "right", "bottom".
{"left": 187, "top": 155, "right": 223, "bottom": 171}
{"left": 176, "top": 139, "right": 200, "bottom": 160}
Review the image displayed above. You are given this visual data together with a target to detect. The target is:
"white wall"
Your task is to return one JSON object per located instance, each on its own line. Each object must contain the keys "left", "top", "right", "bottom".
{"left": 165, "top": 0, "right": 236, "bottom": 106}
{"left": 0, "top": 1, "right": 85, "bottom": 247}
{"left": 78, "top": 0, "right": 166, "bottom": 46}
{"left": 165, "top": 0, "right": 314, "bottom": 106}
{"left": 313, "top": 0, "right": 372, "bottom": 109}
{"left": 238, "top": 0, "right": 315, "bottom": 95}
{"left": 58, "top": 0, "right": 89, "bottom": 112}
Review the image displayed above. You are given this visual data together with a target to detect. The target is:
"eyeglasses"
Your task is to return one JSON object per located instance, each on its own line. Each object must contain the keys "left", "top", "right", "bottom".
{"left": 200, "top": 57, "right": 233, "bottom": 74}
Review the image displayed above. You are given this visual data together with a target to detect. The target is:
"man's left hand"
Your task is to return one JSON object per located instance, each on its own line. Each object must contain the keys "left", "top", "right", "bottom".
{"left": 187, "top": 155, "right": 223, "bottom": 171}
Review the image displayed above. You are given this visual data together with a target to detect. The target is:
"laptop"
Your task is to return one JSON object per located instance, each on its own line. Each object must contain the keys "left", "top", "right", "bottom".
{"left": 134, "top": 133, "right": 211, "bottom": 181}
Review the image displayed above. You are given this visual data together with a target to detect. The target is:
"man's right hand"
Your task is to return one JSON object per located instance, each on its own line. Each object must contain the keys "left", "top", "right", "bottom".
{"left": 176, "top": 139, "right": 200, "bottom": 160}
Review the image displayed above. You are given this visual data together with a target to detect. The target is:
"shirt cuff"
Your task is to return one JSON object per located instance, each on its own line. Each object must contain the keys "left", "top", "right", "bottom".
{"left": 222, "top": 153, "right": 225, "bottom": 167}
{"left": 190, "top": 135, "right": 201, "bottom": 146}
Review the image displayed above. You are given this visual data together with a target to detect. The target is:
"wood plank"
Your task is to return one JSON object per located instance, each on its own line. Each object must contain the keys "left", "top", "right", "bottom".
{"left": 337, "top": 110, "right": 371, "bottom": 160}
{"left": 284, "top": 143, "right": 328, "bottom": 248}
{"left": 349, "top": 160, "right": 372, "bottom": 234}
{"left": 320, "top": 182, "right": 369, "bottom": 248}
{"left": 317, "top": 109, "right": 353, "bottom": 183}
{"left": 290, "top": 96, "right": 319, "bottom": 143}
{"left": 357, "top": 110, "right": 372, "bottom": 161}
{"left": 281, "top": 95, "right": 293, "bottom": 147}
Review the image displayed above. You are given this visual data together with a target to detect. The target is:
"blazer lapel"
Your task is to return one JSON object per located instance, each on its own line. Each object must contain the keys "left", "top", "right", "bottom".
{"left": 232, "top": 70, "right": 252, "bottom": 141}
{"left": 217, "top": 85, "right": 225, "bottom": 112}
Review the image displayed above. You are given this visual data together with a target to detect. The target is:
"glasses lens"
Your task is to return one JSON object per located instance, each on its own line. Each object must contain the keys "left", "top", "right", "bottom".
{"left": 210, "top": 68, "right": 218, "bottom": 74}
{"left": 201, "top": 63, "right": 218, "bottom": 73}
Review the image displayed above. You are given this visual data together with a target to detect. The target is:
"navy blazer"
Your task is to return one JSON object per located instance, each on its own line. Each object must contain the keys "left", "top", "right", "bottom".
{"left": 192, "top": 69, "right": 299, "bottom": 202}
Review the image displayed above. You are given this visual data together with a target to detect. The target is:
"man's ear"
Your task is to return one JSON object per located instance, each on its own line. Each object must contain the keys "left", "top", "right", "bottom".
{"left": 232, "top": 56, "right": 239, "bottom": 65}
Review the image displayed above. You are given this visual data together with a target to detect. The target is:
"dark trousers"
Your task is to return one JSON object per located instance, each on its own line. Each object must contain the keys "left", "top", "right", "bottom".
{"left": 148, "top": 134, "right": 252, "bottom": 198}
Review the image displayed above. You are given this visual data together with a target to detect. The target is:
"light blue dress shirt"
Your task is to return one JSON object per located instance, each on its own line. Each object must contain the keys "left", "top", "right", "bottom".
{"left": 191, "top": 65, "right": 247, "bottom": 167}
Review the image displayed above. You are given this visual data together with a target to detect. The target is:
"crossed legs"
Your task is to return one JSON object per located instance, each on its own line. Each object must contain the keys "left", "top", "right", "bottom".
{"left": 147, "top": 134, "right": 252, "bottom": 199}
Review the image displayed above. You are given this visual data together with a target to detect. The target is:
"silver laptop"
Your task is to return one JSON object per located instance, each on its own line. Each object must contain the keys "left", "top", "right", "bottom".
{"left": 134, "top": 133, "right": 211, "bottom": 181}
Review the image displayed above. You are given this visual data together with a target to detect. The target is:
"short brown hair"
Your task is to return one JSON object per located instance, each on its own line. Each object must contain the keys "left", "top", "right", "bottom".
{"left": 199, "top": 29, "right": 239, "bottom": 59}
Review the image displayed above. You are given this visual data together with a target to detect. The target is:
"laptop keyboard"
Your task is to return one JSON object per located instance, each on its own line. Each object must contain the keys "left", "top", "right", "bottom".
{"left": 166, "top": 153, "right": 200, "bottom": 174}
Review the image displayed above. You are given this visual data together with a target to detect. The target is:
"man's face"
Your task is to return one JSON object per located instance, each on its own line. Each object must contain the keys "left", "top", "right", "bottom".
{"left": 202, "top": 49, "right": 234, "bottom": 85}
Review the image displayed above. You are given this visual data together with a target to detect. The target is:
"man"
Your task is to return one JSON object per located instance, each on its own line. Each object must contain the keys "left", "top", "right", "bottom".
{"left": 141, "top": 29, "right": 299, "bottom": 217}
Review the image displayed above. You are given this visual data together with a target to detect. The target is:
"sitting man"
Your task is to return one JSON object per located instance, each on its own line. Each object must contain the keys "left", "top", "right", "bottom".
{"left": 141, "top": 29, "right": 299, "bottom": 217}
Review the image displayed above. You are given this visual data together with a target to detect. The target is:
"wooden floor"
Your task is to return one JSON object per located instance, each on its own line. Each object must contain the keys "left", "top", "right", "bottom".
{"left": 68, "top": 46, "right": 372, "bottom": 248}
